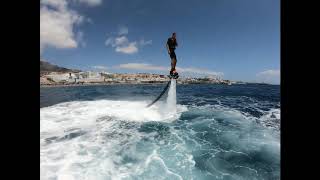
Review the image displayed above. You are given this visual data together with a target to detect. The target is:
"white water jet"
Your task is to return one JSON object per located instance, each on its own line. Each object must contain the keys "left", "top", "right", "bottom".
{"left": 166, "top": 79, "right": 177, "bottom": 114}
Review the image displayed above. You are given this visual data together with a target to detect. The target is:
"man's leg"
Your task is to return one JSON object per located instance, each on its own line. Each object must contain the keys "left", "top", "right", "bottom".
{"left": 170, "top": 58, "right": 177, "bottom": 75}
{"left": 170, "top": 58, "right": 173, "bottom": 70}
{"left": 172, "top": 58, "right": 177, "bottom": 72}
{"left": 169, "top": 51, "right": 177, "bottom": 75}
{"left": 171, "top": 51, "right": 177, "bottom": 73}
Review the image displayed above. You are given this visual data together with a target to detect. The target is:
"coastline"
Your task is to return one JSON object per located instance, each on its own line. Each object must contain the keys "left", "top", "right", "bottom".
{"left": 40, "top": 71, "right": 239, "bottom": 87}
{"left": 40, "top": 82, "right": 170, "bottom": 88}
{"left": 40, "top": 81, "right": 277, "bottom": 88}
{"left": 40, "top": 81, "right": 249, "bottom": 88}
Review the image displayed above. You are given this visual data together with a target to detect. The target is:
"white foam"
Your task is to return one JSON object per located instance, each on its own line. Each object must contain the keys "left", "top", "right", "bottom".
{"left": 260, "top": 108, "right": 280, "bottom": 121}
{"left": 40, "top": 96, "right": 280, "bottom": 179}
{"left": 41, "top": 100, "right": 186, "bottom": 133}
{"left": 40, "top": 99, "right": 187, "bottom": 180}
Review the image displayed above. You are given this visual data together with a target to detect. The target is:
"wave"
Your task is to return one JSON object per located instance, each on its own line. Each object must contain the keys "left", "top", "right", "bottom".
{"left": 40, "top": 98, "right": 279, "bottom": 180}
{"left": 40, "top": 99, "right": 188, "bottom": 180}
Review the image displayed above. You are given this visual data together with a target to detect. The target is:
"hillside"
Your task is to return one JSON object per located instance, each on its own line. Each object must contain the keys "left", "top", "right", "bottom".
{"left": 40, "top": 60, "right": 80, "bottom": 76}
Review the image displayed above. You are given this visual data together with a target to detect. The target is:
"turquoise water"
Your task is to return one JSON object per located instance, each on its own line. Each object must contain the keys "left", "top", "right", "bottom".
{"left": 40, "top": 83, "right": 280, "bottom": 180}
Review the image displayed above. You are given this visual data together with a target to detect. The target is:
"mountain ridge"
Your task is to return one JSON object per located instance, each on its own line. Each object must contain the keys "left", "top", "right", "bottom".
{"left": 40, "top": 60, "right": 81, "bottom": 76}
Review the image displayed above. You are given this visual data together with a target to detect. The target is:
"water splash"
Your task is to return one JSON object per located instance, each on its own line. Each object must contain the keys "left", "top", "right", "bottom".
{"left": 40, "top": 84, "right": 280, "bottom": 180}
{"left": 166, "top": 79, "right": 177, "bottom": 115}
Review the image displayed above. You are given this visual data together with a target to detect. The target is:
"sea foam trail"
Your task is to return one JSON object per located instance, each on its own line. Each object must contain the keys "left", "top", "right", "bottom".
{"left": 40, "top": 84, "right": 280, "bottom": 180}
{"left": 40, "top": 99, "right": 187, "bottom": 180}
{"left": 40, "top": 100, "right": 187, "bottom": 132}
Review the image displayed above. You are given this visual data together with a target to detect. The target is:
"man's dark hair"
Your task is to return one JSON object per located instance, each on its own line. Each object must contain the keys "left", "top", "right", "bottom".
{"left": 172, "top": 32, "right": 176, "bottom": 36}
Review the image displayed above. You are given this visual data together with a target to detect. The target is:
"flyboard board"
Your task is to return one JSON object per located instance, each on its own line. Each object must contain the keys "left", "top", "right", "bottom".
{"left": 168, "top": 72, "right": 179, "bottom": 79}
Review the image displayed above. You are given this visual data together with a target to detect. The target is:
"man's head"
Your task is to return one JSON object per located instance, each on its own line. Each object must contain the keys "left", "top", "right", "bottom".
{"left": 172, "top": 32, "right": 176, "bottom": 39}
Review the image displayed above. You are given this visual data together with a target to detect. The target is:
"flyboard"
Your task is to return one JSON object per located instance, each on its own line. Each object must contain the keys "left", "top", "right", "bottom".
{"left": 146, "top": 72, "right": 179, "bottom": 108}
{"left": 167, "top": 72, "right": 179, "bottom": 79}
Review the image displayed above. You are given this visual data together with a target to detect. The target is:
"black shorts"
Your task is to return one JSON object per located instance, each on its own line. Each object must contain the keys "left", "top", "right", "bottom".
{"left": 169, "top": 51, "right": 176, "bottom": 59}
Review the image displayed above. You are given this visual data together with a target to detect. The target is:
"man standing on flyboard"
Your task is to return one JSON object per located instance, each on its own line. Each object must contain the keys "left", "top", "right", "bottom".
{"left": 166, "top": 32, "right": 179, "bottom": 79}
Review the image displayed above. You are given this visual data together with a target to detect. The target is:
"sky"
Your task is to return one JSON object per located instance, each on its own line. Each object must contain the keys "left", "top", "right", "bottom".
{"left": 40, "top": 0, "right": 280, "bottom": 84}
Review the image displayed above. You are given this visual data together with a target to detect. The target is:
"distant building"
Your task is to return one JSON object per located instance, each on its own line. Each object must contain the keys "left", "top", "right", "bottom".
{"left": 45, "top": 72, "right": 76, "bottom": 83}
{"left": 41, "top": 71, "right": 233, "bottom": 85}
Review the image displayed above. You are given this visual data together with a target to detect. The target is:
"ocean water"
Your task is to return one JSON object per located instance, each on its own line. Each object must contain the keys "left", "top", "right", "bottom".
{"left": 40, "top": 83, "right": 280, "bottom": 180}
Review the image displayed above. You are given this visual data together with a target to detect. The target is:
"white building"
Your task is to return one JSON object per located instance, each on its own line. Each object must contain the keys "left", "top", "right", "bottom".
{"left": 45, "top": 72, "right": 77, "bottom": 83}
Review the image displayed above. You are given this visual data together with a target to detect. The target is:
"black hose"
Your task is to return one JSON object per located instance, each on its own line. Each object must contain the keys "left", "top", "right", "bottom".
{"left": 146, "top": 80, "right": 171, "bottom": 108}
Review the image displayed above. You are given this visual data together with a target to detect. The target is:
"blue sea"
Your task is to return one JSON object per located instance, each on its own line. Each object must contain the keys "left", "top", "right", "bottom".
{"left": 40, "top": 83, "right": 280, "bottom": 180}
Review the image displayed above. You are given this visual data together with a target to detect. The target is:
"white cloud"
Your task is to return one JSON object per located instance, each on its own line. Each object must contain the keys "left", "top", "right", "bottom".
{"left": 256, "top": 69, "right": 280, "bottom": 84}
{"left": 115, "top": 36, "right": 129, "bottom": 46}
{"left": 114, "top": 63, "right": 223, "bottom": 77}
{"left": 105, "top": 37, "right": 114, "bottom": 46}
{"left": 139, "top": 39, "right": 152, "bottom": 46}
{"left": 177, "top": 67, "right": 224, "bottom": 77}
{"left": 41, "top": 0, "right": 67, "bottom": 10}
{"left": 118, "top": 26, "right": 128, "bottom": 35}
{"left": 40, "top": 4, "right": 83, "bottom": 51}
{"left": 116, "top": 63, "right": 167, "bottom": 71}
{"left": 76, "top": 31, "right": 86, "bottom": 47}
{"left": 92, "top": 65, "right": 108, "bottom": 70}
{"left": 115, "top": 42, "right": 138, "bottom": 54}
{"left": 105, "top": 35, "right": 138, "bottom": 54}
{"left": 257, "top": 69, "right": 280, "bottom": 76}
{"left": 77, "top": 0, "right": 102, "bottom": 6}
{"left": 105, "top": 27, "right": 152, "bottom": 54}
{"left": 40, "top": 0, "right": 102, "bottom": 53}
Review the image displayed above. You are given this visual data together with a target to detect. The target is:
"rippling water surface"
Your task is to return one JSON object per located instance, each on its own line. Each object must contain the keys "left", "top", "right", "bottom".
{"left": 40, "top": 83, "right": 280, "bottom": 180}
